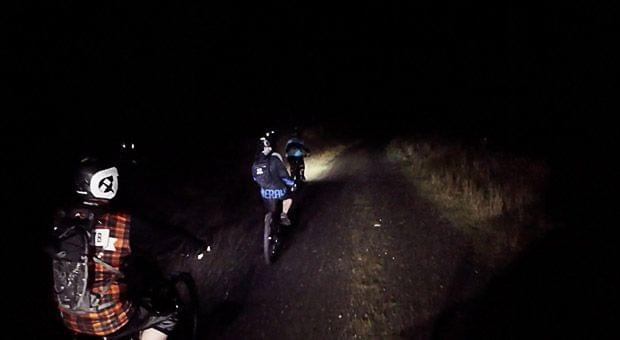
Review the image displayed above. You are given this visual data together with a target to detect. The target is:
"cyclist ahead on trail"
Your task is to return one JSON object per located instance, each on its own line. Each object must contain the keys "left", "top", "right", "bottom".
{"left": 285, "top": 127, "right": 311, "bottom": 182}
{"left": 251, "top": 130, "right": 295, "bottom": 226}
{"left": 48, "top": 157, "right": 209, "bottom": 340}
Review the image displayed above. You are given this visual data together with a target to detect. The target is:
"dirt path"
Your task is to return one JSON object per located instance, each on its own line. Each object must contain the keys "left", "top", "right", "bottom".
{"left": 34, "top": 139, "right": 610, "bottom": 340}
{"left": 207, "top": 143, "right": 481, "bottom": 339}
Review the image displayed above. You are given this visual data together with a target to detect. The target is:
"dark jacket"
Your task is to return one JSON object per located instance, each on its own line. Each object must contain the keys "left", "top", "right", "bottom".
{"left": 264, "top": 152, "right": 294, "bottom": 190}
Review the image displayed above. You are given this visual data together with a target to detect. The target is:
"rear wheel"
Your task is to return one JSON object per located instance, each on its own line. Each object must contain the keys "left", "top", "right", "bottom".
{"left": 263, "top": 212, "right": 279, "bottom": 264}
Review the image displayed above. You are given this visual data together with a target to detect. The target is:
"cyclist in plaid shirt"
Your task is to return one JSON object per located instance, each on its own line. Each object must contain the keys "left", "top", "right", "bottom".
{"left": 51, "top": 157, "right": 209, "bottom": 340}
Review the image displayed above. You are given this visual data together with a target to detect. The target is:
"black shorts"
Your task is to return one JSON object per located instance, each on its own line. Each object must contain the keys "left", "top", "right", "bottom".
{"left": 262, "top": 198, "right": 286, "bottom": 214}
{"left": 106, "top": 304, "right": 178, "bottom": 339}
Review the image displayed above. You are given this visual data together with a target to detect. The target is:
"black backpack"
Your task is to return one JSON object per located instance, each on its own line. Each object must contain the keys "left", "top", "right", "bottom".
{"left": 50, "top": 208, "right": 121, "bottom": 312}
{"left": 252, "top": 154, "right": 273, "bottom": 188}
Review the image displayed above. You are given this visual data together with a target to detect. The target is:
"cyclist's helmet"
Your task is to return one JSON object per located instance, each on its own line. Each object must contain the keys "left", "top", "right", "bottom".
{"left": 292, "top": 126, "right": 300, "bottom": 138}
{"left": 74, "top": 157, "right": 119, "bottom": 205}
{"left": 120, "top": 141, "right": 135, "bottom": 151}
{"left": 258, "top": 137, "right": 272, "bottom": 156}
{"left": 264, "top": 129, "right": 278, "bottom": 146}
{"left": 120, "top": 139, "right": 139, "bottom": 165}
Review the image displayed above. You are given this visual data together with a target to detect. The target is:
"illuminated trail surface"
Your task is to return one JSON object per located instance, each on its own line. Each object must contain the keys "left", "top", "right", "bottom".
{"left": 191, "top": 142, "right": 480, "bottom": 340}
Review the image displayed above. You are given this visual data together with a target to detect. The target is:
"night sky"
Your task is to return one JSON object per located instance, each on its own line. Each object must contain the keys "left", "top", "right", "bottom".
{"left": 7, "top": 2, "right": 614, "bottom": 216}
{"left": 8, "top": 2, "right": 613, "bottom": 141}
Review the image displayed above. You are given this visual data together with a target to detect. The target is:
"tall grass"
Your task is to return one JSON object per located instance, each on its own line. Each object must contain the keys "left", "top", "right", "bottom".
{"left": 388, "top": 137, "right": 551, "bottom": 266}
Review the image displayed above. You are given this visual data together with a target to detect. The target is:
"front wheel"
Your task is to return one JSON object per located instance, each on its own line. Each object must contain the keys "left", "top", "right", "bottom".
{"left": 263, "top": 212, "right": 279, "bottom": 264}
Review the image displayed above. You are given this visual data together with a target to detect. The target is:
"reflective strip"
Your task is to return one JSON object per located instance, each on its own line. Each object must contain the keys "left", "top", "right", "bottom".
{"left": 261, "top": 188, "right": 286, "bottom": 199}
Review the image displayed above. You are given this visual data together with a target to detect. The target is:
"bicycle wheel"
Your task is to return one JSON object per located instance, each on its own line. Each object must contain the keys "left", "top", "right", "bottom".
{"left": 263, "top": 212, "right": 279, "bottom": 264}
{"left": 169, "top": 273, "right": 198, "bottom": 340}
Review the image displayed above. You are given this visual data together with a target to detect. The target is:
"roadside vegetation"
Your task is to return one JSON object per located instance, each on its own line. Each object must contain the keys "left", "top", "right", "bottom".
{"left": 387, "top": 136, "right": 552, "bottom": 268}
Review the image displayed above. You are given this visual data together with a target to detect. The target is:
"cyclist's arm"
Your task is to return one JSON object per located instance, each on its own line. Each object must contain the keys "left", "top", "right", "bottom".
{"left": 272, "top": 157, "right": 295, "bottom": 187}
{"left": 130, "top": 216, "right": 209, "bottom": 260}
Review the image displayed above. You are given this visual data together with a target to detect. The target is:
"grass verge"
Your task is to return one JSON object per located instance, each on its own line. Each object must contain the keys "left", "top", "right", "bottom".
{"left": 387, "top": 136, "right": 552, "bottom": 267}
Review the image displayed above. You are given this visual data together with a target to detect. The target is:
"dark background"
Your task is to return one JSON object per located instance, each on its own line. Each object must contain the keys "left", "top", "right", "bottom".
{"left": 6, "top": 0, "right": 614, "bottom": 234}
{"left": 4, "top": 1, "right": 617, "bottom": 338}
{"left": 7, "top": 2, "right": 613, "bottom": 140}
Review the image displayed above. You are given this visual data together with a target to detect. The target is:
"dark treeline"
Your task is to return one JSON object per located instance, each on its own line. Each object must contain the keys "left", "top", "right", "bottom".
{"left": 7, "top": 1, "right": 612, "bottom": 234}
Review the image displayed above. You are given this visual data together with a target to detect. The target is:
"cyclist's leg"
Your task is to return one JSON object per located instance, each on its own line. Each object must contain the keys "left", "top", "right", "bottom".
{"left": 263, "top": 197, "right": 278, "bottom": 214}
{"left": 281, "top": 191, "right": 293, "bottom": 226}
{"left": 145, "top": 313, "right": 177, "bottom": 339}
{"left": 105, "top": 304, "right": 177, "bottom": 340}
{"left": 288, "top": 156, "right": 299, "bottom": 176}
{"left": 283, "top": 198, "right": 292, "bottom": 215}
{"left": 282, "top": 186, "right": 293, "bottom": 215}
{"left": 299, "top": 157, "right": 306, "bottom": 181}
{"left": 295, "top": 157, "right": 303, "bottom": 176}
{"left": 140, "top": 328, "right": 167, "bottom": 340}
{"left": 262, "top": 191, "right": 287, "bottom": 215}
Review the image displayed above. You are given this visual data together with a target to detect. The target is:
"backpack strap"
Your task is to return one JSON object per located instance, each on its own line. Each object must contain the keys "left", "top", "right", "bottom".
{"left": 92, "top": 257, "right": 124, "bottom": 277}
{"left": 272, "top": 152, "right": 283, "bottom": 162}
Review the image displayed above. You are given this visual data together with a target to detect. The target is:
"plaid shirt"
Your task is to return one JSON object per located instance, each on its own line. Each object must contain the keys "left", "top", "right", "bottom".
{"left": 59, "top": 212, "right": 134, "bottom": 336}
